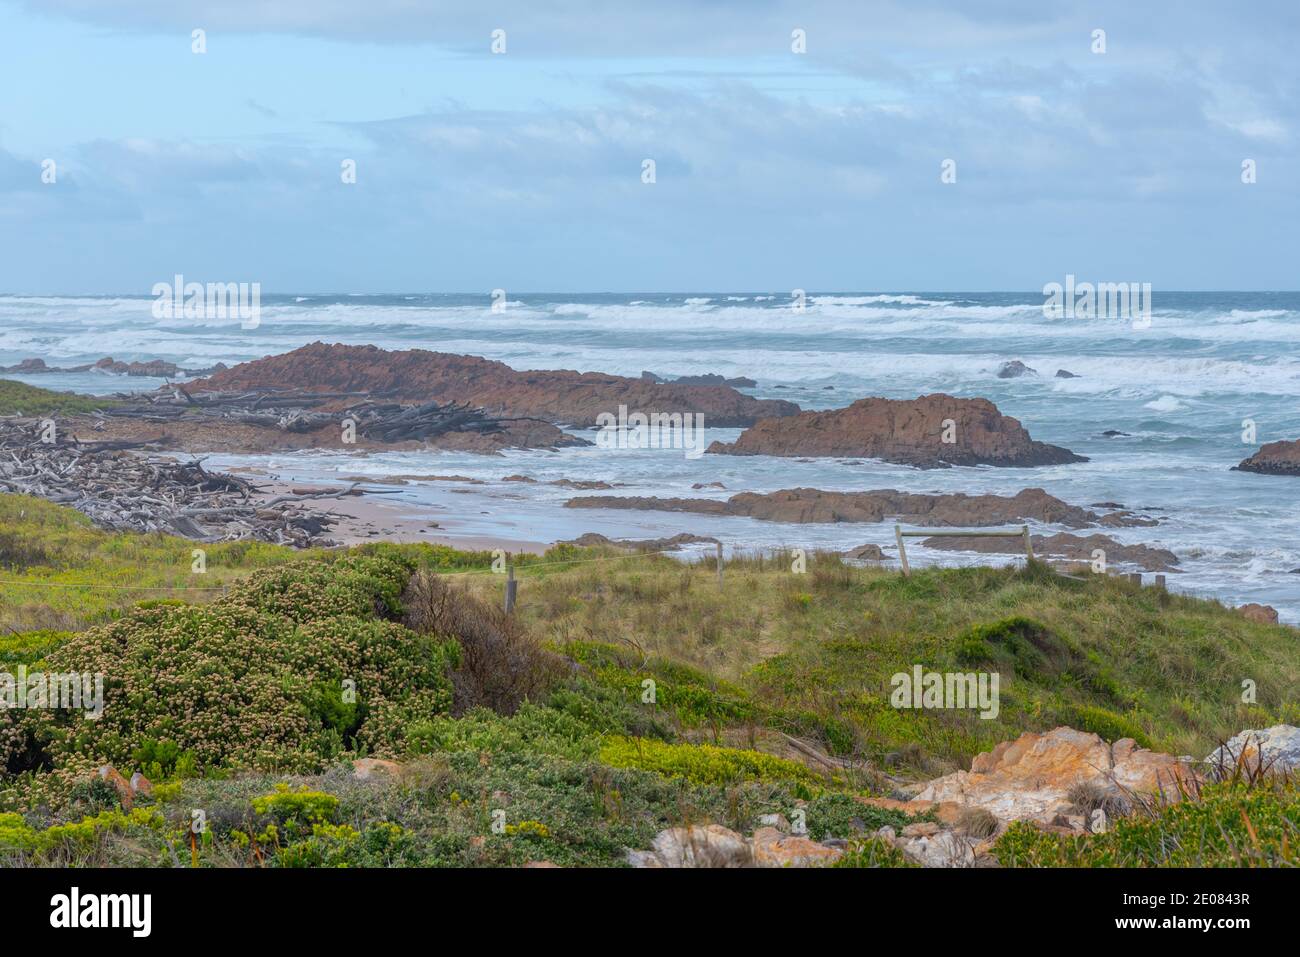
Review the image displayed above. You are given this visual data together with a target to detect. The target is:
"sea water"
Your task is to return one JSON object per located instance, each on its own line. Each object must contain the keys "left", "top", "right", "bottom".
{"left": 2, "top": 291, "right": 1296, "bottom": 620}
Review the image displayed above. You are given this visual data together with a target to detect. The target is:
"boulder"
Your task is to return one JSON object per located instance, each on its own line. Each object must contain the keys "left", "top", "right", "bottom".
{"left": 627, "top": 823, "right": 845, "bottom": 868}
{"left": 706, "top": 394, "right": 1085, "bottom": 468}
{"left": 1236, "top": 603, "right": 1280, "bottom": 624}
{"left": 627, "top": 824, "right": 753, "bottom": 868}
{"left": 129, "top": 772, "right": 154, "bottom": 799}
{"left": 912, "top": 727, "right": 1196, "bottom": 824}
{"left": 997, "top": 360, "right": 1037, "bottom": 378}
{"left": 352, "top": 757, "right": 403, "bottom": 781}
{"left": 751, "top": 827, "right": 842, "bottom": 868}
{"left": 1205, "top": 726, "right": 1300, "bottom": 777}
{"left": 96, "top": 766, "right": 134, "bottom": 808}
{"left": 1054, "top": 369, "right": 1080, "bottom": 379}
{"left": 847, "top": 543, "right": 887, "bottom": 561}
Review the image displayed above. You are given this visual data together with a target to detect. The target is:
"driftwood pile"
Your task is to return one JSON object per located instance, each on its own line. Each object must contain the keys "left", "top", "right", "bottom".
{"left": 0, "top": 417, "right": 361, "bottom": 546}
{"left": 98, "top": 387, "right": 516, "bottom": 444}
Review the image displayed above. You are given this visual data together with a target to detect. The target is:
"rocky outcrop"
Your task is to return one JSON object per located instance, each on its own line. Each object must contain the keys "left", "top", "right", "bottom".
{"left": 352, "top": 757, "right": 403, "bottom": 781}
{"left": 847, "top": 543, "right": 888, "bottom": 561}
{"left": 920, "top": 531, "right": 1180, "bottom": 572}
{"left": 1236, "top": 603, "right": 1280, "bottom": 624}
{"left": 1055, "top": 369, "right": 1080, "bottom": 379}
{"left": 93, "top": 766, "right": 153, "bottom": 809}
{"left": 0, "top": 356, "right": 225, "bottom": 377}
{"left": 561, "top": 531, "right": 721, "bottom": 551}
{"left": 1233, "top": 440, "right": 1300, "bottom": 476}
{"left": 641, "top": 370, "right": 757, "bottom": 388}
{"left": 706, "top": 394, "right": 1085, "bottom": 469}
{"left": 195, "top": 342, "right": 797, "bottom": 427}
{"left": 627, "top": 824, "right": 755, "bottom": 868}
{"left": 566, "top": 487, "right": 1150, "bottom": 528}
{"left": 911, "top": 728, "right": 1196, "bottom": 824}
{"left": 1205, "top": 726, "right": 1300, "bottom": 777}
{"left": 626, "top": 823, "right": 843, "bottom": 868}
{"left": 65, "top": 411, "right": 581, "bottom": 455}
{"left": 997, "top": 360, "right": 1036, "bottom": 378}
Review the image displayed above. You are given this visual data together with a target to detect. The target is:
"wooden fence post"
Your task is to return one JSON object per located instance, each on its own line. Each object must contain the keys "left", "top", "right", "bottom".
{"left": 1022, "top": 525, "right": 1034, "bottom": 561}
{"left": 504, "top": 564, "right": 517, "bottom": 613}
{"left": 895, "top": 524, "right": 910, "bottom": 576}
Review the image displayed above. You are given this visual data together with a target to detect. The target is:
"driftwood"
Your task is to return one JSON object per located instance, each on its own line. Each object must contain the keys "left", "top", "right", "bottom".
{"left": 0, "top": 417, "right": 365, "bottom": 547}
{"left": 99, "top": 388, "right": 519, "bottom": 444}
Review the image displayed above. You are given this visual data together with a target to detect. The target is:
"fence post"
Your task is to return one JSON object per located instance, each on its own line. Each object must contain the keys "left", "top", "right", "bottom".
{"left": 895, "top": 524, "right": 910, "bottom": 576}
{"left": 715, "top": 542, "right": 724, "bottom": 588}
{"left": 1022, "top": 525, "right": 1034, "bottom": 561}
{"left": 504, "top": 564, "right": 517, "bottom": 614}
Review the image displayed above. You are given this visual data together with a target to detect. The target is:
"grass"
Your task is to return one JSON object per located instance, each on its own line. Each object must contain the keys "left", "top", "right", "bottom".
{"left": 1, "top": 496, "right": 1298, "bottom": 867}
{"left": 0, "top": 379, "right": 119, "bottom": 416}
{"left": 468, "top": 550, "right": 1300, "bottom": 772}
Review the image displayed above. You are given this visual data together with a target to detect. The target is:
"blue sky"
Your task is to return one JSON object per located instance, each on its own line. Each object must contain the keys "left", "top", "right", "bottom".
{"left": 1, "top": 1, "right": 1296, "bottom": 293}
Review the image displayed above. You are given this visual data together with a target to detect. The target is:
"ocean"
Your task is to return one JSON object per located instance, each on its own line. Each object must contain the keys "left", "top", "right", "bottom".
{"left": 2, "top": 291, "right": 1298, "bottom": 620}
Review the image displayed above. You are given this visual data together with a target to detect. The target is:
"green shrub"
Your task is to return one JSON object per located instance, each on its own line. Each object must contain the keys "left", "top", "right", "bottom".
{"left": 598, "top": 737, "right": 817, "bottom": 787}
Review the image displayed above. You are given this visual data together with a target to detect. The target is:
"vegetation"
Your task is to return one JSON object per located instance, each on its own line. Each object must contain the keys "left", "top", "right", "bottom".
{"left": 995, "top": 780, "right": 1300, "bottom": 867}
{"left": 1, "top": 494, "right": 1298, "bottom": 867}
{"left": 0, "top": 379, "right": 119, "bottom": 416}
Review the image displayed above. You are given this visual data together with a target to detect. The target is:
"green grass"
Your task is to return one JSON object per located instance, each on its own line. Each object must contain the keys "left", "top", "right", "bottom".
{"left": 477, "top": 551, "right": 1300, "bottom": 773}
{"left": 0, "top": 379, "right": 118, "bottom": 416}
{"left": 1, "top": 497, "right": 1298, "bottom": 867}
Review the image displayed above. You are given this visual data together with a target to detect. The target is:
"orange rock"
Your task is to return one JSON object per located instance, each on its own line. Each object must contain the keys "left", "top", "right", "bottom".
{"left": 1237, "top": 603, "right": 1280, "bottom": 625}
{"left": 352, "top": 757, "right": 404, "bottom": 781}
{"left": 707, "top": 394, "right": 1085, "bottom": 468}
{"left": 751, "top": 827, "right": 842, "bottom": 868}
{"left": 129, "top": 772, "right": 153, "bottom": 799}
{"left": 914, "top": 726, "right": 1197, "bottom": 823}
{"left": 95, "top": 766, "right": 133, "bottom": 809}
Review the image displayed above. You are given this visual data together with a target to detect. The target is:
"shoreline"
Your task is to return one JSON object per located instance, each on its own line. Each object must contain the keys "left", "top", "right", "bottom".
{"left": 247, "top": 478, "right": 550, "bottom": 553}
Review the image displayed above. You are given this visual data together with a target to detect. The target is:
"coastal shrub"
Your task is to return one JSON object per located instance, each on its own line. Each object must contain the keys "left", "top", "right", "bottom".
{"left": 2, "top": 559, "right": 456, "bottom": 779}
{"left": 225, "top": 553, "right": 411, "bottom": 623}
{"left": 804, "top": 792, "right": 912, "bottom": 840}
{"left": 0, "top": 807, "right": 163, "bottom": 863}
{"left": 598, "top": 736, "right": 816, "bottom": 787}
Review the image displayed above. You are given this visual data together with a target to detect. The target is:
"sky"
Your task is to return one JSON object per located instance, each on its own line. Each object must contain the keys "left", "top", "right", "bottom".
{"left": 0, "top": 1, "right": 1296, "bottom": 293}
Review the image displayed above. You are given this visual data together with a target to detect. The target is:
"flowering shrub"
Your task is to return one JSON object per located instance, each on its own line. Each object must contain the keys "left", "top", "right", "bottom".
{"left": 1, "top": 554, "right": 456, "bottom": 784}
